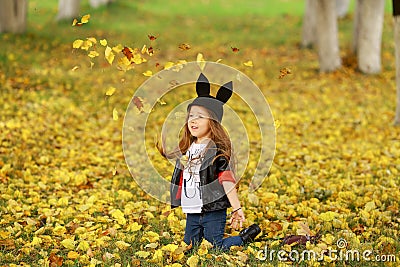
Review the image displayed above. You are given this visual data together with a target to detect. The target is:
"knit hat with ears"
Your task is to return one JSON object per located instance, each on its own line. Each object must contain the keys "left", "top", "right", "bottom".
{"left": 187, "top": 73, "right": 233, "bottom": 122}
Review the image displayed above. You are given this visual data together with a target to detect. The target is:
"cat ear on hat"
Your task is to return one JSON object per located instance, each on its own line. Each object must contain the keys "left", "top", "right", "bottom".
{"left": 216, "top": 81, "right": 233, "bottom": 103}
{"left": 196, "top": 73, "right": 210, "bottom": 97}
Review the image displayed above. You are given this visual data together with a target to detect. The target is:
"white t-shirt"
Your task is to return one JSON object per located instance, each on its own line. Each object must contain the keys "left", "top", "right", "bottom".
{"left": 181, "top": 142, "right": 207, "bottom": 213}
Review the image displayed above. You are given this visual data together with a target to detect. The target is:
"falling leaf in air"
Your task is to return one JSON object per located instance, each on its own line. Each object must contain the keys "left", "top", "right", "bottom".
{"left": 88, "top": 51, "right": 99, "bottom": 58}
{"left": 157, "top": 98, "right": 166, "bottom": 105}
{"left": 72, "top": 18, "right": 79, "bottom": 26}
{"left": 147, "top": 46, "right": 154, "bottom": 56}
{"left": 81, "top": 14, "right": 91, "bottom": 24}
{"left": 72, "top": 14, "right": 90, "bottom": 26}
{"left": 105, "top": 46, "right": 115, "bottom": 64}
{"left": 274, "top": 119, "right": 281, "bottom": 129}
{"left": 112, "top": 166, "right": 118, "bottom": 176}
{"left": 279, "top": 67, "right": 292, "bottom": 79}
{"left": 72, "top": 39, "right": 84, "bottom": 49}
{"left": 178, "top": 43, "right": 191, "bottom": 50}
{"left": 143, "top": 70, "right": 153, "bottom": 77}
{"left": 196, "top": 53, "right": 206, "bottom": 71}
{"left": 243, "top": 60, "right": 253, "bottom": 67}
{"left": 122, "top": 47, "right": 133, "bottom": 61}
{"left": 148, "top": 34, "right": 158, "bottom": 41}
{"left": 100, "top": 39, "right": 107, "bottom": 46}
{"left": 133, "top": 96, "right": 144, "bottom": 111}
{"left": 231, "top": 46, "right": 240, "bottom": 53}
{"left": 105, "top": 87, "right": 116, "bottom": 97}
{"left": 113, "top": 108, "right": 119, "bottom": 121}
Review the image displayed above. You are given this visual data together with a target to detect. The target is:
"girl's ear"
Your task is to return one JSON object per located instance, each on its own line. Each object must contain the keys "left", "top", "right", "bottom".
{"left": 196, "top": 73, "right": 210, "bottom": 97}
{"left": 216, "top": 81, "right": 233, "bottom": 103}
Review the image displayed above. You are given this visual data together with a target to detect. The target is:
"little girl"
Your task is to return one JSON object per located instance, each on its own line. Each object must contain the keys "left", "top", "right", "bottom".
{"left": 158, "top": 73, "right": 261, "bottom": 251}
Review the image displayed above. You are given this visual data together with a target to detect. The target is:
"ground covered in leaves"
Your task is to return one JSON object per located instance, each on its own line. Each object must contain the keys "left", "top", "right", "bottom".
{"left": 1, "top": 1, "right": 400, "bottom": 266}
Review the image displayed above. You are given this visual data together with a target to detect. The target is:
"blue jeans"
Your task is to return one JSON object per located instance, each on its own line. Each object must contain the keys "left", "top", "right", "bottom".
{"left": 184, "top": 209, "right": 243, "bottom": 251}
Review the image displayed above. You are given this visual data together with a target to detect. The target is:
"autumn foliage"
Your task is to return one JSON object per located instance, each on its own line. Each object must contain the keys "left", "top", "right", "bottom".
{"left": 0, "top": 6, "right": 399, "bottom": 267}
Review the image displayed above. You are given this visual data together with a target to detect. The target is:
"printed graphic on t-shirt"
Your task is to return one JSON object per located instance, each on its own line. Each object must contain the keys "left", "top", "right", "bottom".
{"left": 181, "top": 143, "right": 206, "bottom": 213}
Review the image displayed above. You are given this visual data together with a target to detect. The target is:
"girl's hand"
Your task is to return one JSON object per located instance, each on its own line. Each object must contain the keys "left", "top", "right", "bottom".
{"left": 229, "top": 208, "right": 245, "bottom": 230}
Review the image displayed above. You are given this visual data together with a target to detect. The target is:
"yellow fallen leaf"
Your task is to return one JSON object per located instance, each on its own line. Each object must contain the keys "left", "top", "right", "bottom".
{"left": 135, "top": 250, "right": 150, "bottom": 258}
{"left": 237, "top": 251, "right": 248, "bottom": 262}
{"left": 67, "top": 251, "right": 80, "bottom": 260}
{"left": 141, "top": 231, "right": 159, "bottom": 243}
{"left": 115, "top": 240, "right": 131, "bottom": 250}
{"left": 72, "top": 18, "right": 78, "bottom": 26}
{"left": 61, "top": 238, "right": 75, "bottom": 250}
{"left": 77, "top": 240, "right": 89, "bottom": 251}
{"left": 31, "top": 236, "right": 42, "bottom": 246}
{"left": 53, "top": 225, "right": 67, "bottom": 236}
{"left": 186, "top": 255, "right": 199, "bottom": 267}
{"left": 127, "top": 222, "right": 142, "bottom": 232}
{"left": 364, "top": 200, "right": 376, "bottom": 212}
{"left": 161, "top": 243, "right": 178, "bottom": 252}
{"left": 0, "top": 231, "right": 10, "bottom": 239}
{"left": 110, "top": 209, "right": 126, "bottom": 225}
{"left": 151, "top": 249, "right": 163, "bottom": 262}
{"left": 319, "top": 211, "right": 337, "bottom": 222}
{"left": 145, "top": 242, "right": 158, "bottom": 249}
{"left": 145, "top": 211, "right": 155, "bottom": 219}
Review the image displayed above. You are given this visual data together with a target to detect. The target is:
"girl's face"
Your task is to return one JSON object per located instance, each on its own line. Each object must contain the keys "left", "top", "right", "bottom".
{"left": 188, "top": 105, "right": 212, "bottom": 143}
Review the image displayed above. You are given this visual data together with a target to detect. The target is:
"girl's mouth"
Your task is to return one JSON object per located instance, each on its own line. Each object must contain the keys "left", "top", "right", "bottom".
{"left": 191, "top": 125, "right": 198, "bottom": 130}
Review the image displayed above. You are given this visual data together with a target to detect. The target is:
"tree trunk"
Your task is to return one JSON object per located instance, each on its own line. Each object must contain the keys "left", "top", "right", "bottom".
{"left": 315, "top": 0, "right": 341, "bottom": 72}
{"left": 301, "top": 0, "right": 316, "bottom": 48}
{"left": 356, "top": 0, "right": 385, "bottom": 74}
{"left": 0, "top": 0, "right": 27, "bottom": 34}
{"left": 57, "top": 0, "right": 81, "bottom": 21}
{"left": 336, "top": 0, "right": 350, "bottom": 19}
{"left": 352, "top": 0, "right": 361, "bottom": 54}
{"left": 89, "top": 0, "right": 114, "bottom": 8}
{"left": 394, "top": 17, "right": 400, "bottom": 125}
